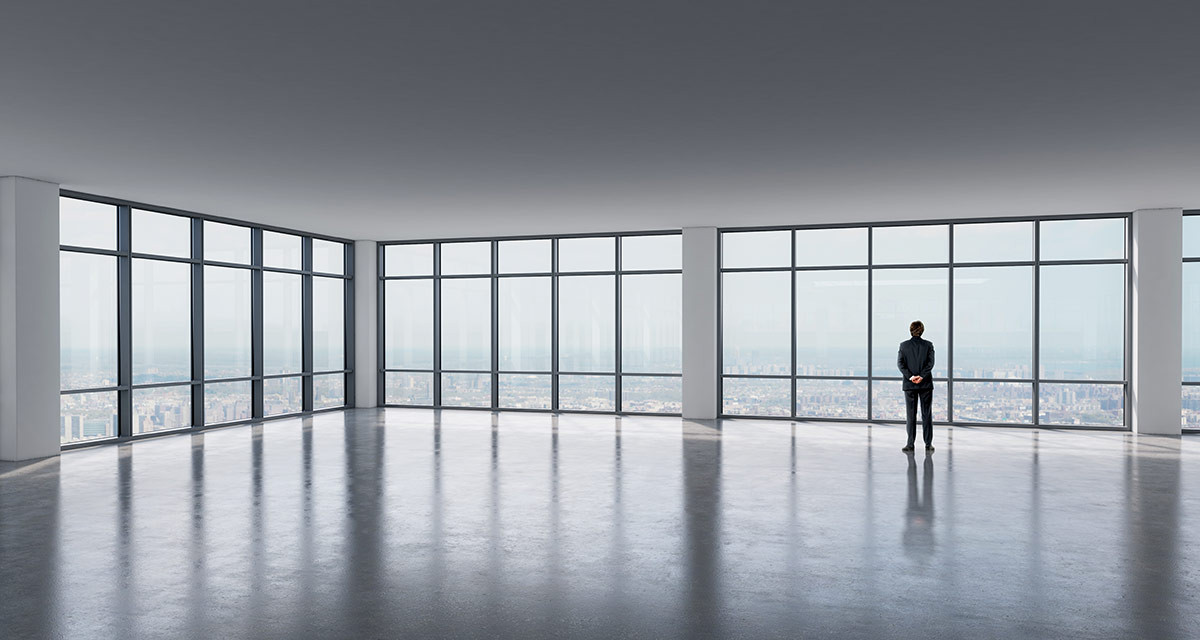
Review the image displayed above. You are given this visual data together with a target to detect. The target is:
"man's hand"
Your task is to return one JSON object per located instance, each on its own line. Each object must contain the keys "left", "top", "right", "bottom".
{"left": 910, "top": 375, "right": 922, "bottom": 384}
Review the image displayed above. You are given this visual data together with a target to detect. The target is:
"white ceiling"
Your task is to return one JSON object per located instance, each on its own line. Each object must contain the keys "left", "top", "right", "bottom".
{"left": 2, "top": 1, "right": 1198, "bottom": 241}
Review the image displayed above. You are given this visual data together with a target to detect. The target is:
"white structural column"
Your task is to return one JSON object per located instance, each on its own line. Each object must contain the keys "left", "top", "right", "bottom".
{"left": 354, "top": 240, "right": 378, "bottom": 408}
{"left": 1131, "top": 208, "right": 1182, "bottom": 435}
{"left": 0, "top": 177, "right": 61, "bottom": 460}
{"left": 682, "top": 227, "right": 719, "bottom": 419}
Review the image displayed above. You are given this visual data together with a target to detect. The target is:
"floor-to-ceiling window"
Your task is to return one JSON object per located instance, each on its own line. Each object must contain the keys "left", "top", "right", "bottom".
{"left": 1184, "top": 212, "right": 1200, "bottom": 430}
{"left": 720, "top": 215, "right": 1129, "bottom": 427}
{"left": 59, "top": 193, "right": 354, "bottom": 446}
{"left": 379, "top": 233, "right": 682, "bottom": 414}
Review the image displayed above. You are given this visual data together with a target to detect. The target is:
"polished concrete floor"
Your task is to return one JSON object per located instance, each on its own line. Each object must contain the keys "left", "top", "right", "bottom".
{"left": 1, "top": 409, "right": 1198, "bottom": 639}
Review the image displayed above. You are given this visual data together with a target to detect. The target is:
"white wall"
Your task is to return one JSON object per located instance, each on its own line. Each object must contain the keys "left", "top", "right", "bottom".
{"left": 682, "top": 227, "right": 718, "bottom": 420}
{"left": 1131, "top": 208, "right": 1182, "bottom": 435}
{"left": 354, "top": 240, "right": 378, "bottom": 408}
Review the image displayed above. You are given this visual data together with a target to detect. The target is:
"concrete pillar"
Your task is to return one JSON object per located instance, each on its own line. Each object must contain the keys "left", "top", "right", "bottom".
{"left": 682, "top": 227, "right": 718, "bottom": 419}
{"left": 354, "top": 240, "right": 378, "bottom": 408}
{"left": 0, "top": 177, "right": 61, "bottom": 460}
{"left": 1131, "top": 208, "right": 1182, "bottom": 435}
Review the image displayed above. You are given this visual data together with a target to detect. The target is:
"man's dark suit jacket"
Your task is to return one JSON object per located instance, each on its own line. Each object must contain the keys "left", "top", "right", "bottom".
{"left": 897, "top": 336, "right": 935, "bottom": 391}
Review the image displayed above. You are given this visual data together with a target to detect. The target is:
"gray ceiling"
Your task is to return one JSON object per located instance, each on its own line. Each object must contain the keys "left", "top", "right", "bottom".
{"left": 1, "top": 1, "right": 1197, "bottom": 240}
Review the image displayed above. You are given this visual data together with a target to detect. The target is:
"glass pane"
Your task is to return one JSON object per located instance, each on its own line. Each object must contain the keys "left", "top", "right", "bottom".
{"left": 558, "top": 275, "right": 615, "bottom": 372}
{"left": 722, "top": 231, "right": 790, "bottom": 268}
{"left": 263, "top": 231, "right": 302, "bottom": 269}
{"left": 132, "top": 210, "right": 191, "bottom": 257}
{"left": 1186, "top": 264, "right": 1200, "bottom": 382}
{"left": 1040, "top": 219, "right": 1125, "bottom": 261}
{"left": 1040, "top": 264, "right": 1124, "bottom": 380}
{"left": 61, "top": 252, "right": 118, "bottom": 390}
{"left": 386, "top": 372, "right": 434, "bottom": 405}
{"left": 264, "top": 272, "right": 303, "bottom": 375}
{"left": 796, "top": 270, "right": 867, "bottom": 376}
{"left": 313, "top": 277, "right": 344, "bottom": 371}
{"left": 871, "top": 380, "right": 949, "bottom": 422}
{"left": 314, "top": 374, "right": 344, "bottom": 409}
{"left": 953, "top": 266, "right": 1032, "bottom": 378}
{"left": 954, "top": 381, "right": 1032, "bottom": 423}
{"left": 264, "top": 376, "right": 302, "bottom": 416}
{"left": 203, "top": 221, "right": 251, "bottom": 264}
{"left": 1185, "top": 216, "right": 1200, "bottom": 259}
{"left": 1183, "top": 386, "right": 1200, "bottom": 429}
{"left": 442, "top": 372, "right": 491, "bottom": 407}
{"left": 133, "top": 385, "right": 191, "bottom": 434}
{"left": 204, "top": 380, "right": 251, "bottom": 424}
{"left": 559, "top": 237, "right": 615, "bottom": 272}
{"left": 722, "top": 378, "right": 790, "bottom": 416}
{"left": 795, "top": 228, "right": 867, "bottom": 267}
{"left": 132, "top": 259, "right": 191, "bottom": 384}
{"left": 384, "top": 280, "right": 434, "bottom": 369}
{"left": 385, "top": 244, "right": 433, "bottom": 276}
{"left": 441, "top": 241, "right": 491, "bottom": 275}
{"left": 1038, "top": 383, "right": 1123, "bottom": 427}
{"left": 622, "top": 235, "right": 681, "bottom": 271}
{"left": 499, "top": 277, "right": 551, "bottom": 371}
{"left": 312, "top": 239, "right": 344, "bottom": 274}
{"left": 873, "top": 225, "right": 948, "bottom": 265}
{"left": 499, "top": 374, "right": 552, "bottom": 409}
{"left": 60, "top": 198, "right": 116, "bottom": 249}
{"left": 60, "top": 391, "right": 118, "bottom": 444}
{"left": 204, "top": 266, "right": 251, "bottom": 379}
{"left": 872, "top": 268, "right": 948, "bottom": 378}
{"left": 441, "top": 278, "right": 491, "bottom": 370}
{"left": 953, "top": 222, "right": 1032, "bottom": 263}
{"left": 498, "top": 239, "right": 551, "bottom": 273}
{"left": 722, "top": 271, "right": 790, "bottom": 375}
{"left": 795, "top": 379, "right": 867, "bottom": 419}
{"left": 559, "top": 375, "right": 615, "bottom": 411}
{"left": 622, "top": 376, "right": 682, "bottom": 413}
{"left": 622, "top": 274, "right": 682, "bottom": 374}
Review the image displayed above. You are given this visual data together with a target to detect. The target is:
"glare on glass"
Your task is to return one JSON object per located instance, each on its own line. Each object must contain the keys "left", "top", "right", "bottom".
{"left": 622, "top": 235, "right": 682, "bottom": 271}
{"left": 871, "top": 380, "right": 948, "bottom": 422}
{"left": 441, "top": 372, "right": 491, "bottom": 407}
{"left": 722, "top": 231, "right": 790, "bottom": 268}
{"left": 61, "top": 252, "right": 118, "bottom": 390}
{"left": 872, "top": 225, "right": 949, "bottom": 265}
{"left": 203, "top": 221, "right": 251, "bottom": 264}
{"left": 132, "top": 209, "right": 191, "bottom": 258}
{"left": 722, "top": 271, "right": 791, "bottom": 375}
{"left": 559, "top": 375, "right": 615, "bottom": 411}
{"left": 499, "top": 277, "right": 551, "bottom": 371}
{"left": 954, "top": 382, "right": 1032, "bottom": 423}
{"left": 498, "top": 239, "right": 551, "bottom": 273}
{"left": 795, "top": 379, "right": 867, "bottom": 419}
{"left": 1185, "top": 216, "right": 1200, "bottom": 259}
{"left": 622, "top": 274, "right": 682, "bottom": 373}
{"left": 441, "top": 278, "right": 491, "bottom": 370}
{"left": 871, "top": 268, "right": 948, "bottom": 377}
{"left": 722, "top": 377, "right": 790, "bottom": 416}
{"left": 386, "top": 372, "right": 434, "bottom": 405}
{"left": 133, "top": 385, "right": 191, "bottom": 434}
{"left": 313, "top": 277, "right": 344, "bottom": 371}
{"left": 499, "top": 374, "right": 552, "bottom": 409}
{"left": 385, "top": 244, "right": 433, "bottom": 276}
{"left": 264, "top": 376, "right": 303, "bottom": 416}
{"left": 204, "top": 380, "right": 252, "bottom": 424}
{"left": 314, "top": 373, "right": 344, "bottom": 409}
{"left": 622, "top": 376, "right": 682, "bottom": 414}
{"left": 1040, "top": 219, "right": 1125, "bottom": 261}
{"left": 558, "top": 275, "right": 616, "bottom": 372}
{"left": 559, "top": 237, "right": 615, "bottom": 272}
{"left": 60, "top": 198, "right": 116, "bottom": 250}
{"left": 262, "top": 231, "right": 302, "bottom": 269}
{"left": 1039, "top": 264, "right": 1123, "bottom": 381}
{"left": 1038, "top": 383, "right": 1123, "bottom": 427}
{"left": 312, "top": 239, "right": 345, "bottom": 274}
{"left": 953, "top": 222, "right": 1033, "bottom": 263}
{"left": 204, "top": 266, "right": 252, "bottom": 378}
{"left": 264, "top": 272, "right": 303, "bottom": 375}
{"left": 795, "top": 270, "right": 867, "bottom": 376}
{"left": 441, "top": 241, "right": 492, "bottom": 275}
{"left": 385, "top": 279, "right": 434, "bottom": 369}
{"left": 60, "top": 391, "right": 118, "bottom": 444}
{"left": 1184, "top": 264, "right": 1200, "bottom": 382}
{"left": 952, "top": 266, "right": 1032, "bottom": 378}
{"left": 795, "top": 228, "right": 867, "bottom": 267}
{"left": 132, "top": 259, "right": 191, "bottom": 384}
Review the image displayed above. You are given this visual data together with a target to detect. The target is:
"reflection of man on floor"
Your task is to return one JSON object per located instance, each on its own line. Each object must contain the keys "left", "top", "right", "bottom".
{"left": 897, "top": 320, "right": 935, "bottom": 453}
{"left": 903, "top": 451, "right": 935, "bottom": 560}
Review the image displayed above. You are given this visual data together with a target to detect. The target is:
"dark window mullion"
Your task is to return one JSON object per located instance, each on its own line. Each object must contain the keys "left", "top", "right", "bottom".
{"left": 251, "top": 228, "right": 264, "bottom": 420}
{"left": 116, "top": 205, "right": 133, "bottom": 438}
{"left": 302, "top": 236, "right": 314, "bottom": 412}
{"left": 191, "top": 218, "right": 206, "bottom": 428}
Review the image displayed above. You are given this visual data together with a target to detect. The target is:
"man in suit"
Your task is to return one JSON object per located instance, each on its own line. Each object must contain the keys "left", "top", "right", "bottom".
{"left": 897, "top": 320, "right": 935, "bottom": 453}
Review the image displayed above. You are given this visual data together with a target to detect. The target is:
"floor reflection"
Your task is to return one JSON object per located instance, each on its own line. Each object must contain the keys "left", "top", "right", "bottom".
{"left": 903, "top": 451, "right": 935, "bottom": 561}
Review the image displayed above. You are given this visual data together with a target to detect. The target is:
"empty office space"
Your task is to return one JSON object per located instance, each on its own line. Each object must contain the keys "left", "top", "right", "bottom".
{"left": 2, "top": 2, "right": 1199, "bottom": 639}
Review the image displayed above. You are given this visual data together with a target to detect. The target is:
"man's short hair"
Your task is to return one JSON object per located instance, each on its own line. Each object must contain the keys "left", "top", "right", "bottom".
{"left": 910, "top": 320, "right": 924, "bottom": 337}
